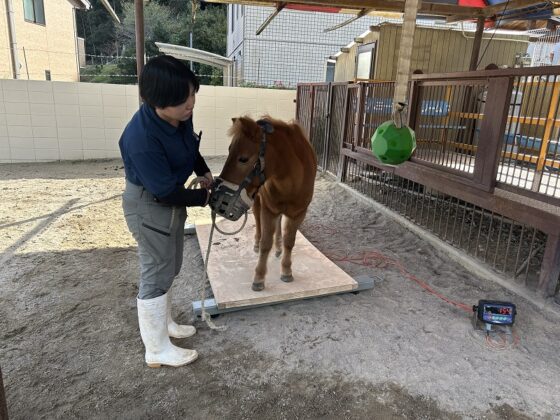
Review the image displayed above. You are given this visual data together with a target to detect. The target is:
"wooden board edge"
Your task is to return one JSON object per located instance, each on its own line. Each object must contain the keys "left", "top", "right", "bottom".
{"left": 192, "top": 275, "right": 375, "bottom": 316}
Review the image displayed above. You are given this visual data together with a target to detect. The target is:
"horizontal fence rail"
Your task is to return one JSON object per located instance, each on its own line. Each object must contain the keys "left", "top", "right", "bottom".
{"left": 496, "top": 74, "right": 560, "bottom": 199}
{"left": 410, "top": 68, "right": 560, "bottom": 201}
{"left": 296, "top": 67, "right": 560, "bottom": 297}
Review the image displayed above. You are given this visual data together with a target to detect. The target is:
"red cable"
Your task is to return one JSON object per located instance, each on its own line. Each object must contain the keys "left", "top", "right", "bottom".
{"left": 327, "top": 250, "right": 472, "bottom": 313}
{"left": 306, "top": 223, "right": 521, "bottom": 349}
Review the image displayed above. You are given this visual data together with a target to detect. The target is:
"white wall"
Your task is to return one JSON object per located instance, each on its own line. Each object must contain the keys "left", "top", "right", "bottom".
{"left": 0, "top": 80, "right": 296, "bottom": 163}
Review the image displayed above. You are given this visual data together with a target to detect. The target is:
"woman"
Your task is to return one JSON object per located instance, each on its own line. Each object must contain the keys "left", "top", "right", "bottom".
{"left": 119, "top": 55, "right": 213, "bottom": 368}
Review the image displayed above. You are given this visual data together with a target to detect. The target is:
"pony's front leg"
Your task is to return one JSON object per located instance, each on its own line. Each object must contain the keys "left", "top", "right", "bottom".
{"left": 274, "top": 215, "right": 282, "bottom": 258}
{"left": 280, "top": 213, "right": 305, "bottom": 283}
{"left": 252, "top": 207, "right": 279, "bottom": 292}
{"left": 252, "top": 195, "right": 261, "bottom": 253}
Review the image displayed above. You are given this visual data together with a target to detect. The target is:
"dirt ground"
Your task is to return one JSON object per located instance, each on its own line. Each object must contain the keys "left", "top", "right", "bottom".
{"left": 1, "top": 157, "right": 559, "bottom": 420}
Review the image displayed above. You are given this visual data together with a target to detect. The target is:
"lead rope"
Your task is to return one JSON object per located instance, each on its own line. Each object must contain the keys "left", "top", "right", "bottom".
{"left": 186, "top": 178, "right": 226, "bottom": 331}
{"left": 198, "top": 211, "right": 227, "bottom": 331}
{"left": 198, "top": 211, "right": 249, "bottom": 331}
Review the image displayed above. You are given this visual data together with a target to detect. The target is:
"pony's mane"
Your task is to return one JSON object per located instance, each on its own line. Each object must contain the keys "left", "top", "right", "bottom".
{"left": 227, "top": 115, "right": 306, "bottom": 140}
{"left": 258, "top": 115, "right": 291, "bottom": 130}
{"left": 227, "top": 115, "right": 253, "bottom": 138}
{"left": 261, "top": 116, "right": 309, "bottom": 143}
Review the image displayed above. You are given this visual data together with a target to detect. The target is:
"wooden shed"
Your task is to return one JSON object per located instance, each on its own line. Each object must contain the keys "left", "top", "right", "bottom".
{"left": 333, "top": 23, "right": 529, "bottom": 82}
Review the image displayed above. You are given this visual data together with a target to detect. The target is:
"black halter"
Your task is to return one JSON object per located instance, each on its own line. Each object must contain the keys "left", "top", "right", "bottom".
{"left": 237, "top": 119, "right": 273, "bottom": 197}
{"left": 208, "top": 120, "right": 274, "bottom": 221}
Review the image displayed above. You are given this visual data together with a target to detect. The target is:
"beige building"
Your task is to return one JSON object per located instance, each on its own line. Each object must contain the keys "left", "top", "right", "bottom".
{"left": 0, "top": 0, "right": 90, "bottom": 82}
{"left": 333, "top": 23, "right": 529, "bottom": 82}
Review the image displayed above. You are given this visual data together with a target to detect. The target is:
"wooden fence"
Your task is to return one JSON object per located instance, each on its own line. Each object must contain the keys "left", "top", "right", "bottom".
{"left": 297, "top": 66, "right": 560, "bottom": 297}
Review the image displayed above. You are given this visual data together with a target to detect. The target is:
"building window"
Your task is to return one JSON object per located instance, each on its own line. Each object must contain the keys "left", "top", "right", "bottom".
{"left": 325, "top": 60, "right": 335, "bottom": 82}
{"left": 23, "top": 0, "right": 45, "bottom": 25}
{"left": 356, "top": 42, "right": 377, "bottom": 80}
{"left": 45, "top": 70, "right": 51, "bottom": 80}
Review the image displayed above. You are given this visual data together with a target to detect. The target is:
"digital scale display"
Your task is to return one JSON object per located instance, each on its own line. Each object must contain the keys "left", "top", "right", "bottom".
{"left": 474, "top": 300, "right": 516, "bottom": 326}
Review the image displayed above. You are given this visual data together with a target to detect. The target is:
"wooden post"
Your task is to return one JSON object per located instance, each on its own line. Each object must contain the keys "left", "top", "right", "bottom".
{"left": 337, "top": 85, "right": 355, "bottom": 181}
{"left": 134, "top": 0, "right": 145, "bottom": 83}
{"left": 353, "top": 83, "right": 366, "bottom": 150}
{"left": 256, "top": 2, "right": 286, "bottom": 35}
{"left": 340, "top": 84, "right": 351, "bottom": 143}
{"left": 334, "top": 84, "right": 351, "bottom": 175}
{"left": 323, "top": 83, "right": 334, "bottom": 171}
{"left": 538, "top": 234, "right": 560, "bottom": 297}
{"left": 337, "top": 154, "right": 348, "bottom": 182}
{"left": 295, "top": 85, "right": 302, "bottom": 122}
{"left": 472, "top": 77, "right": 513, "bottom": 191}
{"left": 393, "top": 0, "right": 421, "bottom": 122}
{"left": 469, "top": 16, "right": 485, "bottom": 71}
{"left": 295, "top": 86, "right": 301, "bottom": 123}
{"left": 407, "top": 80, "right": 421, "bottom": 130}
{"left": 532, "top": 81, "right": 560, "bottom": 192}
{"left": 309, "top": 85, "right": 316, "bottom": 143}
{"left": 461, "top": 17, "right": 486, "bottom": 150}
{"left": 0, "top": 365, "right": 8, "bottom": 420}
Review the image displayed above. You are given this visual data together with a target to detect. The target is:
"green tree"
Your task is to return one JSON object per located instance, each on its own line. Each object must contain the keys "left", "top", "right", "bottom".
{"left": 79, "top": 1, "right": 226, "bottom": 84}
{"left": 76, "top": 0, "right": 125, "bottom": 58}
{"left": 189, "top": 2, "right": 227, "bottom": 85}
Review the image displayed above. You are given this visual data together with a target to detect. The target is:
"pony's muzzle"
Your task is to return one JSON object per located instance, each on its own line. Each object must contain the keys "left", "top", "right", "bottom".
{"left": 209, "top": 179, "right": 253, "bottom": 221}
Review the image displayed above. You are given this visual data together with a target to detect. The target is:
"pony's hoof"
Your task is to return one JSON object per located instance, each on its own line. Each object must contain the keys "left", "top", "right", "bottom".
{"left": 253, "top": 245, "right": 259, "bottom": 254}
{"left": 252, "top": 282, "right": 265, "bottom": 291}
{"left": 275, "top": 249, "right": 282, "bottom": 258}
{"left": 280, "top": 274, "right": 294, "bottom": 283}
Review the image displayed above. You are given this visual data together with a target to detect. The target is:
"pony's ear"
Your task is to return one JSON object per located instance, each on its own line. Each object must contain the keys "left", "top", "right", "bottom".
{"left": 231, "top": 118, "right": 237, "bottom": 124}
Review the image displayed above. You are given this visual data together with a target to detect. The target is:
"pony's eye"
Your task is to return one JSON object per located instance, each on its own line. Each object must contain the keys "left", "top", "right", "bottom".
{"left": 238, "top": 157, "right": 249, "bottom": 164}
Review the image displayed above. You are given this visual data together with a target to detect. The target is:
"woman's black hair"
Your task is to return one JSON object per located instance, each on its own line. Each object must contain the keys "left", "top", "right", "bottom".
{"left": 139, "top": 55, "right": 200, "bottom": 108}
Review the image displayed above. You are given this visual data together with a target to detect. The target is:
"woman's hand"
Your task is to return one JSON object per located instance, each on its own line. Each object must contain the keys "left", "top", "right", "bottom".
{"left": 202, "top": 172, "right": 214, "bottom": 189}
{"left": 188, "top": 173, "right": 214, "bottom": 206}
{"left": 193, "top": 174, "right": 212, "bottom": 189}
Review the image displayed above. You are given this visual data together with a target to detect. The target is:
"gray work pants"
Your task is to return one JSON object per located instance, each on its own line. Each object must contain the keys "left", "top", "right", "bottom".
{"left": 122, "top": 180, "right": 187, "bottom": 299}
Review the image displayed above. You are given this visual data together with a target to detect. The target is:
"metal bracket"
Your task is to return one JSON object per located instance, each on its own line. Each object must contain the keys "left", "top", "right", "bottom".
{"left": 184, "top": 223, "right": 197, "bottom": 235}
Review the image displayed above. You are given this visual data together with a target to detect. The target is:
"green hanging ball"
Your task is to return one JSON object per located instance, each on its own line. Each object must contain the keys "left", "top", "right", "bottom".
{"left": 371, "top": 120, "right": 416, "bottom": 165}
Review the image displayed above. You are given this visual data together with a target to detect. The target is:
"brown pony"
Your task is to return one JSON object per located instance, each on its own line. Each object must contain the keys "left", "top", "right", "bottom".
{"left": 218, "top": 116, "right": 317, "bottom": 291}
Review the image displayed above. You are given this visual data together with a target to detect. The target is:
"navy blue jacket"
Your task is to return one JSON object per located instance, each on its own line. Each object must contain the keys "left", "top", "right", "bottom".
{"left": 119, "top": 104, "right": 210, "bottom": 206}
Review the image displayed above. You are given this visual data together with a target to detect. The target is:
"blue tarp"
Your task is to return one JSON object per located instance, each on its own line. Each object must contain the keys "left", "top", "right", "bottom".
{"left": 504, "top": 133, "right": 559, "bottom": 155}
{"left": 365, "top": 98, "right": 450, "bottom": 117}
{"left": 364, "top": 97, "right": 559, "bottom": 156}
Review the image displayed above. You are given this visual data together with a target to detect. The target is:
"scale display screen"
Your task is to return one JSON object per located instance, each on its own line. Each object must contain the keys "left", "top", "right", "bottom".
{"left": 476, "top": 300, "right": 516, "bottom": 325}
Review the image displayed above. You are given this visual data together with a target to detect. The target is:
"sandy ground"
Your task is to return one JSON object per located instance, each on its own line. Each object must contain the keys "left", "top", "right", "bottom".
{"left": 0, "top": 157, "right": 559, "bottom": 420}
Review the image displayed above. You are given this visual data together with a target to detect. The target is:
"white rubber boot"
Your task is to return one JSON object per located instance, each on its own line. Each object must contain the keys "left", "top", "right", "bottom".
{"left": 137, "top": 294, "right": 198, "bottom": 368}
{"left": 167, "top": 291, "right": 196, "bottom": 338}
